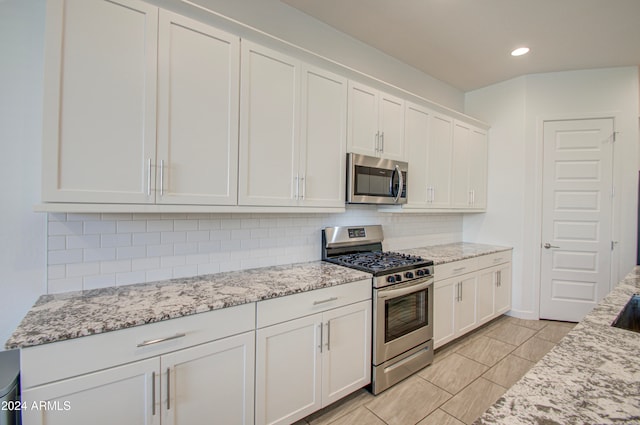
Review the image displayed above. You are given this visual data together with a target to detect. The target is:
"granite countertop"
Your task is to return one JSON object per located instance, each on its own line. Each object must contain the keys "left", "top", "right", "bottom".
{"left": 476, "top": 266, "right": 640, "bottom": 424}
{"left": 5, "top": 261, "right": 370, "bottom": 350}
{"left": 400, "top": 242, "right": 512, "bottom": 265}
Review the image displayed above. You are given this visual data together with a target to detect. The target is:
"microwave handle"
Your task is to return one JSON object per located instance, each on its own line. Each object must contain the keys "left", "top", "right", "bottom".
{"left": 392, "top": 164, "right": 403, "bottom": 203}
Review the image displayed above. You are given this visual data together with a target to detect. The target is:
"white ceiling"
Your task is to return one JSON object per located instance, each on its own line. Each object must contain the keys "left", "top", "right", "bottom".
{"left": 281, "top": 0, "right": 640, "bottom": 92}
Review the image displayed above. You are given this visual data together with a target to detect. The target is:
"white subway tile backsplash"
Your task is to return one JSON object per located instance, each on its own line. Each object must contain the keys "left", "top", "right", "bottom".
{"left": 45, "top": 211, "right": 463, "bottom": 294}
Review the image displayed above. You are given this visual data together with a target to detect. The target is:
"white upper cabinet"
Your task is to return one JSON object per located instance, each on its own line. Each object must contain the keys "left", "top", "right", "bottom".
{"left": 451, "top": 120, "right": 488, "bottom": 210}
{"left": 156, "top": 11, "right": 239, "bottom": 206}
{"left": 42, "top": 0, "right": 158, "bottom": 204}
{"left": 347, "top": 81, "right": 405, "bottom": 160}
{"left": 239, "top": 42, "right": 347, "bottom": 208}
{"left": 404, "top": 103, "right": 454, "bottom": 209}
{"left": 239, "top": 41, "right": 301, "bottom": 206}
{"left": 298, "top": 66, "right": 348, "bottom": 207}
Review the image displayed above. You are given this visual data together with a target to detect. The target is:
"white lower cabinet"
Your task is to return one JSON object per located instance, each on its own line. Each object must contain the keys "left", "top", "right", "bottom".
{"left": 21, "top": 304, "right": 255, "bottom": 425}
{"left": 255, "top": 281, "right": 371, "bottom": 425}
{"left": 434, "top": 251, "right": 512, "bottom": 349}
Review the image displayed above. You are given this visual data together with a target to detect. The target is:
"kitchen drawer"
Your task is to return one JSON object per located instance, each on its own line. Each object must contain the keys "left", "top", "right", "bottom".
{"left": 477, "top": 251, "right": 512, "bottom": 270}
{"left": 257, "top": 279, "right": 371, "bottom": 328}
{"left": 434, "top": 257, "right": 479, "bottom": 281}
{"left": 21, "top": 302, "right": 255, "bottom": 389}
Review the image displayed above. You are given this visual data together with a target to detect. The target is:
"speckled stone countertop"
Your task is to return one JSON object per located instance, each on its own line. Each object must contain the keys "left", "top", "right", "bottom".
{"left": 476, "top": 266, "right": 640, "bottom": 424}
{"left": 5, "top": 261, "right": 370, "bottom": 350}
{"left": 400, "top": 242, "right": 512, "bottom": 265}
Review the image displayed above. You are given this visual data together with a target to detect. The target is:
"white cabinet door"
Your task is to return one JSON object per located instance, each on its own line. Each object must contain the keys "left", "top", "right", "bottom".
{"left": 255, "top": 314, "right": 322, "bottom": 425}
{"left": 42, "top": 0, "right": 158, "bottom": 204}
{"left": 22, "top": 358, "right": 159, "bottom": 425}
{"left": 322, "top": 300, "right": 371, "bottom": 405}
{"left": 347, "top": 81, "right": 379, "bottom": 157}
{"left": 404, "top": 103, "right": 430, "bottom": 207}
{"left": 468, "top": 127, "right": 488, "bottom": 209}
{"left": 299, "top": 65, "right": 347, "bottom": 207}
{"left": 162, "top": 332, "right": 255, "bottom": 425}
{"left": 495, "top": 264, "right": 512, "bottom": 315}
{"left": 156, "top": 11, "right": 239, "bottom": 205}
{"left": 427, "top": 113, "right": 454, "bottom": 208}
{"left": 451, "top": 121, "right": 472, "bottom": 208}
{"left": 476, "top": 268, "right": 495, "bottom": 325}
{"left": 455, "top": 275, "right": 478, "bottom": 335}
{"left": 239, "top": 41, "right": 300, "bottom": 206}
{"left": 433, "top": 279, "right": 456, "bottom": 349}
{"left": 379, "top": 93, "right": 405, "bottom": 160}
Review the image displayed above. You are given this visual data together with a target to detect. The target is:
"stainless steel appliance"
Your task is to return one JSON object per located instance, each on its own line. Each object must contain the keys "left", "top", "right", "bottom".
{"left": 322, "top": 225, "right": 434, "bottom": 394}
{"left": 346, "top": 153, "right": 408, "bottom": 205}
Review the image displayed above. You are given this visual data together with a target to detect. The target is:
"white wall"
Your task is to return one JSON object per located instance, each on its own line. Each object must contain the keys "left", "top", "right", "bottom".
{"left": 0, "top": 0, "right": 47, "bottom": 348}
{"left": 465, "top": 66, "right": 640, "bottom": 319}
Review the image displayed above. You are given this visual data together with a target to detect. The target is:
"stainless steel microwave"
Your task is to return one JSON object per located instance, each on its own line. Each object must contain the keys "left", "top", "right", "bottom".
{"left": 347, "top": 153, "right": 408, "bottom": 204}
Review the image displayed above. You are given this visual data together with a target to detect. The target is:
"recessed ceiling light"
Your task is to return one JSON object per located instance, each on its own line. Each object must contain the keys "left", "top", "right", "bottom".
{"left": 511, "top": 47, "right": 530, "bottom": 57}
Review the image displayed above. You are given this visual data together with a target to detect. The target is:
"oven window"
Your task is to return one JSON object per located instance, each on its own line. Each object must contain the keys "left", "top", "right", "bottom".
{"left": 385, "top": 288, "right": 428, "bottom": 342}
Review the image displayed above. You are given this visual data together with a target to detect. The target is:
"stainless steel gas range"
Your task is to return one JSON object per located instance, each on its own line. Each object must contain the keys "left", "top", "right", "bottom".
{"left": 322, "top": 225, "right": 434, "bottom": 394}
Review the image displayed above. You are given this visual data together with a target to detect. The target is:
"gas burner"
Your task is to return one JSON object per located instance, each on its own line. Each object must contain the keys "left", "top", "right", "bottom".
{"left": 333, "top": 252, "right": 426, "bottom": 271}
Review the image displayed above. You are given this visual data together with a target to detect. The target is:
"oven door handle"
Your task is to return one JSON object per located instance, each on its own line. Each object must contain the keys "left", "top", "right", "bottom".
{"left": 377, "top": 278, "right": 432, "bottom": 299}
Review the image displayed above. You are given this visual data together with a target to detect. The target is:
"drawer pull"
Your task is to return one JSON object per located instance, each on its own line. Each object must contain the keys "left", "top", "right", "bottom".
{"left": 493, "top": 258, "right": 503, "bottom": 263}
{"left": 313, "top": 297, "right": 338, "bottom": 305}
{"left": 452, "top": 267, "right": 466, "bottom": 273}
{"left": 137, "top": 333, "right": 186, "bottom": 348}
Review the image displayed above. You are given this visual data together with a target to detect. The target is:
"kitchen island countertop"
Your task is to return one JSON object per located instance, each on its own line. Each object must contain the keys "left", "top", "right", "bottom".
{"left": 476, "top": 266, "right": 640, "bottom": 424}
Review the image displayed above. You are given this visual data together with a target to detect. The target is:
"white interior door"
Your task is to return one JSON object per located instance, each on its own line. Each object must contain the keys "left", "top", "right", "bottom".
{"left": 540, "top": 118, "right": 614, "bottom": 322}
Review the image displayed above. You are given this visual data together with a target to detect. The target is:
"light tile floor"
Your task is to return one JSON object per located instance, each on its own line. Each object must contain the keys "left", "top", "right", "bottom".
{"left": 298, "top": 316, "right": 576, "bottom": 425}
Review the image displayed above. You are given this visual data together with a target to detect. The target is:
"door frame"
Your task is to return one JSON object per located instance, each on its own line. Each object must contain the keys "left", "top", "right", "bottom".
{"left": 533, "top": 113, "right": 621, "bottom": 320}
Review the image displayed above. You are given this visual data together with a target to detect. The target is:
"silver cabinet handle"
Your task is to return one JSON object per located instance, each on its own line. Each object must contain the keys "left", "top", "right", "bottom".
{"left": 543, "top": 243, "right": 560, "bottom": 249}
{"left": 326, "top": 321, "right": 331, "bottom": 351}
{"left": 137, "top": 333, "right": 186, "bottom": 348}
{"left": 146, "top": 158, "right": 152, "bottom": 197}
{"left": 301, "top": 175, "right": 305, "bottom": 200}
{"left": 295, "top": 174, "right": 299, "bottom": 200}
{"left": 380, "top": 131, "right": 384, "bottom": 152}
{"left": 314, "top": 296, "right": 338, "bottom": 305}
{"left": 452, "top": 267, "right": 466, "bottom": 273}
{"left": 318, "top": 323, "right": 323, "bottom": 353}
{"left": 151, "top": 371, "right": 156, "bottom": 416}
{"left": 431, "top": 187, "right": 435, "bottom": 203}
{"left": 166, "top": 367, "right": 171, "bottom": 410}
{"left": 375, "top": 131, "right": 380, "bottom": 153}
{"left": 159, "top": 159, "right": 165, "bottom": 197}
{"left": 460, "top": 282, "right": 463, "bottom": 301}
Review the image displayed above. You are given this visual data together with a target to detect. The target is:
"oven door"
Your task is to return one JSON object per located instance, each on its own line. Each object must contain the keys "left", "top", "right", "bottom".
{"left": 373, "top": 277, "right": 433, "bottom": 365}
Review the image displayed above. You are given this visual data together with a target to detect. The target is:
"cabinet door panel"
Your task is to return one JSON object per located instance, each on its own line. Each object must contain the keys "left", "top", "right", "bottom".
{"left": 299, "top": 66, "right": 347, "bottom": 207}
{"left": 157, "top": 11, "right": 239, "bottom": 205}
{"left": 322, "top": 301, "right": 371, "bottom": 405}
{"left": 451, "top": 121, "right": 471, "bottom": 208}
{"left": 476, "top": 269, "right": 495, "bottom": 325}
{"left": 404, "top": 103, "right": 430, "bottom": 206}
{"left": 378, "top": 93, "right": 405, "bottom": 160}
{"left": 22, "top": 358, "right": 158, "bottom": 425}
{"left": 469, "top": 128, "right": 488, "bottom": 209}
{"left": 347, "top": 82, "right": 379, "bottom": 156}
{"left": 433, "top": 280, "right": 456, "bottom": 349}
{"left": 495, "top": 264, "right": 512, "bottom": 315}
{"left": 455, "top": 276, "right": 477, "bottom": 335}
{"left": 162, "top": 332, "right": 255, "bottom": 425}
{"left": 42, "top": 0, "right": 158, "bottom": 203}
{"left": 239, "top": 42, "right": 300, "bottom": 206}
{"left": 427, "top": 113, "right": 454, "bottom": 208}
{"left": 256, "top": 315, "right": 322, "bottom": 425}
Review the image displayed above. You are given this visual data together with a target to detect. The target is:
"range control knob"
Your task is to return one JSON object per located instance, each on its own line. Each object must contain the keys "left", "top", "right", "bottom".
{"left": 416, "top": 269, "right": 425, "bottom": 277}
{"left": 386, "top": 275, "right": 396, "bottom": 283}
{"left": 394, "top": 274, "right": 402, "bottom": 282}
{"left": 405, "top": 271, "right": 414, "bottom": 279}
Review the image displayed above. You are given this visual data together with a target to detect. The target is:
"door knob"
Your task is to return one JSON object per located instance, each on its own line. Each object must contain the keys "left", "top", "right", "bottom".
{"left": 543, "top": 243, "right": 560, "bottom": 249}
